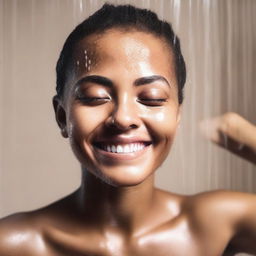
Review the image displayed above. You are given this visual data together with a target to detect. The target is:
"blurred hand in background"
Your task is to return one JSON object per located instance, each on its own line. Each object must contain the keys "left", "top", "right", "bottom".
{"left": 200, "top": 112, "right": 256, "bottom": 165}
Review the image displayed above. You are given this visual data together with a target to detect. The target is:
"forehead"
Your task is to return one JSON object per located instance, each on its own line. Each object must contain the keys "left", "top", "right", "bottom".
{"left": 73, "top": 29, "right": 175, "bottom": 76}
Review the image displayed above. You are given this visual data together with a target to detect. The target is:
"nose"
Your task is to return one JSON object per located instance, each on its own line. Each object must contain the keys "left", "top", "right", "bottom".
{"left": 107, "top": 93, "right": 141, "bottom": 131}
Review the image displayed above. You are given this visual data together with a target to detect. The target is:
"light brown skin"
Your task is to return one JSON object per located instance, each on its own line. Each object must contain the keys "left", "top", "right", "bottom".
{"left": 0, "top": 29, "right": 256, "bottom": 256}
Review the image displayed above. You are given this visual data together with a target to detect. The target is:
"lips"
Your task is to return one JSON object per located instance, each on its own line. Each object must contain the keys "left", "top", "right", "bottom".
{"left": 94, "top": 142, "right": 151, "bottom": 154}
{"left": 92, "top": 137, "right": 152, "bottom": 160}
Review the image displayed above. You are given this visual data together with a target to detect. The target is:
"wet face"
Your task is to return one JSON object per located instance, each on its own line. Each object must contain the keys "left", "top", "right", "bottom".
{"left": 55, "top": 29, "right": 181, "bottom": 186}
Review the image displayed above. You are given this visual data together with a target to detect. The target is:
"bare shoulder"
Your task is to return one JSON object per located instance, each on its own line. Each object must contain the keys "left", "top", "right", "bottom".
{"left": 187, "top": 189, "right": 256, "bottom": 217}
{"left": 0, "top": 211, "right": 47, "bottom": 256}
{"left": 0, "top": 192, "right": 77, "bottom": 256}
{"left": 183, "top": 189, "right": 256, "bottom": 235}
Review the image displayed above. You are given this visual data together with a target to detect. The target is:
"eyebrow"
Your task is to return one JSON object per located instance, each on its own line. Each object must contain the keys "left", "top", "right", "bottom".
{"left": 134, "top": 75, "right": 170, "bottom": 87}
{"left": 75, "top": 75, "right": 170, "bottom": 88}
{"left": 75, "top": 75, "right": 113, "bottom": 87}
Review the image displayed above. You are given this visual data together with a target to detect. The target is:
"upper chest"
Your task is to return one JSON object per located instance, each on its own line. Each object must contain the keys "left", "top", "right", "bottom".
{"left": 44, "top": 217, "right": 231, "bottom": 256}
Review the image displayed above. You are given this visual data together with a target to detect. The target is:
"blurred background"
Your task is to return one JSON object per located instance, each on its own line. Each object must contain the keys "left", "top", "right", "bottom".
{"left": 0, "top": 0, "right": 255, "bottom": 231}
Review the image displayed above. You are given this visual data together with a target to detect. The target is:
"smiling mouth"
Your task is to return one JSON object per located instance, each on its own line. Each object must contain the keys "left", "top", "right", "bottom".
{"left": 93, "top": 142, "right": 152, "bottom": 154}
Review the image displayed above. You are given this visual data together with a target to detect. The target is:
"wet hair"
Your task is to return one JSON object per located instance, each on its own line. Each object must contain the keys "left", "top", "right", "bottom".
{"left": 56, "top": 3, "right": 186, "bottom": 104}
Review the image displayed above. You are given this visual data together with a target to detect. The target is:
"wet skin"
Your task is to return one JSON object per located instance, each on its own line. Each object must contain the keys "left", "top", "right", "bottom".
{"left": 1, "top": 29, "right": 256, "bottom": 256}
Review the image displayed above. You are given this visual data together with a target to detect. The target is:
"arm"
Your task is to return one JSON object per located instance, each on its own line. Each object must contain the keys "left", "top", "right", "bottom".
{"left": 200, "top": 112, "right": 256, "bottom": 164}
{"left": 199, "top": 113, "right": 256, "bottom": 253}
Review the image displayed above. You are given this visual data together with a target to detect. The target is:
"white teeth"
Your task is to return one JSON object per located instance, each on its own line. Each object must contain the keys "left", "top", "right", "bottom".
{"left": 111, "top": 145, "right": 116, "bottom": 153}
{"left": 102, "top": 143, "right": 146, "bottom": 154}
{"left": 117, "top": 145, "right": 123, "bottom": 153}
{"left": 124, "top": 145, "right": 130, "bottom": 153}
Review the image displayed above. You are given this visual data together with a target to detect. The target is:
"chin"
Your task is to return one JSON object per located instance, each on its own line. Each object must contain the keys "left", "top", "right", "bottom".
{"left": 91, "top": 165, "right": 155, "bottom": 187}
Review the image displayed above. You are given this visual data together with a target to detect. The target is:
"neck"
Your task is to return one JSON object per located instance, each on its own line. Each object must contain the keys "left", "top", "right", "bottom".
{"left": 75, "top": 168, "right": 156, "bottom": 235}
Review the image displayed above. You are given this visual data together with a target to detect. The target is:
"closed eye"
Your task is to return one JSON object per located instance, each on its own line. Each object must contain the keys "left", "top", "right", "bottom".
{"left": 77, "top": 97, "right": 111, "bottom": 105}
{"left": 137, "top": 98, "right": 167, "bottom": 106}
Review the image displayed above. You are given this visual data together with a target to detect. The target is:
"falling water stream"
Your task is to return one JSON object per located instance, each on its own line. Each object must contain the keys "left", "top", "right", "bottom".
{"left": 0, "top": 0, "right": 255, "bottom": 255}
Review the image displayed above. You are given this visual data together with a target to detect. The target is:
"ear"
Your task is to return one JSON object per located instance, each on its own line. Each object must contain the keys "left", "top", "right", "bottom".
{"left": 52, "top": 95, "right": 68, "bottom": 138}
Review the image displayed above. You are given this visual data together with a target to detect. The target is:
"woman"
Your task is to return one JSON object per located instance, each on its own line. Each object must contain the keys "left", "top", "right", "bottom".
{"left": 0, "top": 4, "right": 256, "bottom": 256}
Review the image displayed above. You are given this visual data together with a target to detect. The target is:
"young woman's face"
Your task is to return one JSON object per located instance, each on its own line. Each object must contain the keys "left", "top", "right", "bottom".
{"left": 59, "top": 29, "right": 181, "bottom": 186}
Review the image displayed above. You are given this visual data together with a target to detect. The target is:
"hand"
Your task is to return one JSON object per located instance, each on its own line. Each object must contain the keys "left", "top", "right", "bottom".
{"left": 200, "top": 112, "right": 256, "bottom": 165}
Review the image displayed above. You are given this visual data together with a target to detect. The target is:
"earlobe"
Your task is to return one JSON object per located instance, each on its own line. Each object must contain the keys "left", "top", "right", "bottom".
{"left": 52, "top": 95, "right": 68, "bottom": 138}
{"left": 61, "top": 127, "right": 68, "bottom": 138}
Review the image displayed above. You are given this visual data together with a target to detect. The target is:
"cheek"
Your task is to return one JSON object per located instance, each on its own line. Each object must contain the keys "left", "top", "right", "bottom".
{"left": 142, "top": 106, "right": 179, "bottom": 140}
{"left": 67, "top": 106, "right": 108, "bottom": 139}
{"left": 141, "top": 107, "right": 179, "bottom": 170}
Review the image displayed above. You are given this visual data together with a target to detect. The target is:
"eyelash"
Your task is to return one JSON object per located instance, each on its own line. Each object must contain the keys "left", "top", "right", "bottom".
{"left": 137, "top": 98, "right": 167, "bottom": 106}
{"left": 77, "top": 97, "right": 111, "bottom": 105}
{"left": 76, "top": 96, "right": 167, "bottom": 107}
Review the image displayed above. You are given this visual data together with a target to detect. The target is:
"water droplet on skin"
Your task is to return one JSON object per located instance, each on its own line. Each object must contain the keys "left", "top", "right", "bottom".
{"left": 155, "top": 112, "right": 164, "bottom": 122}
